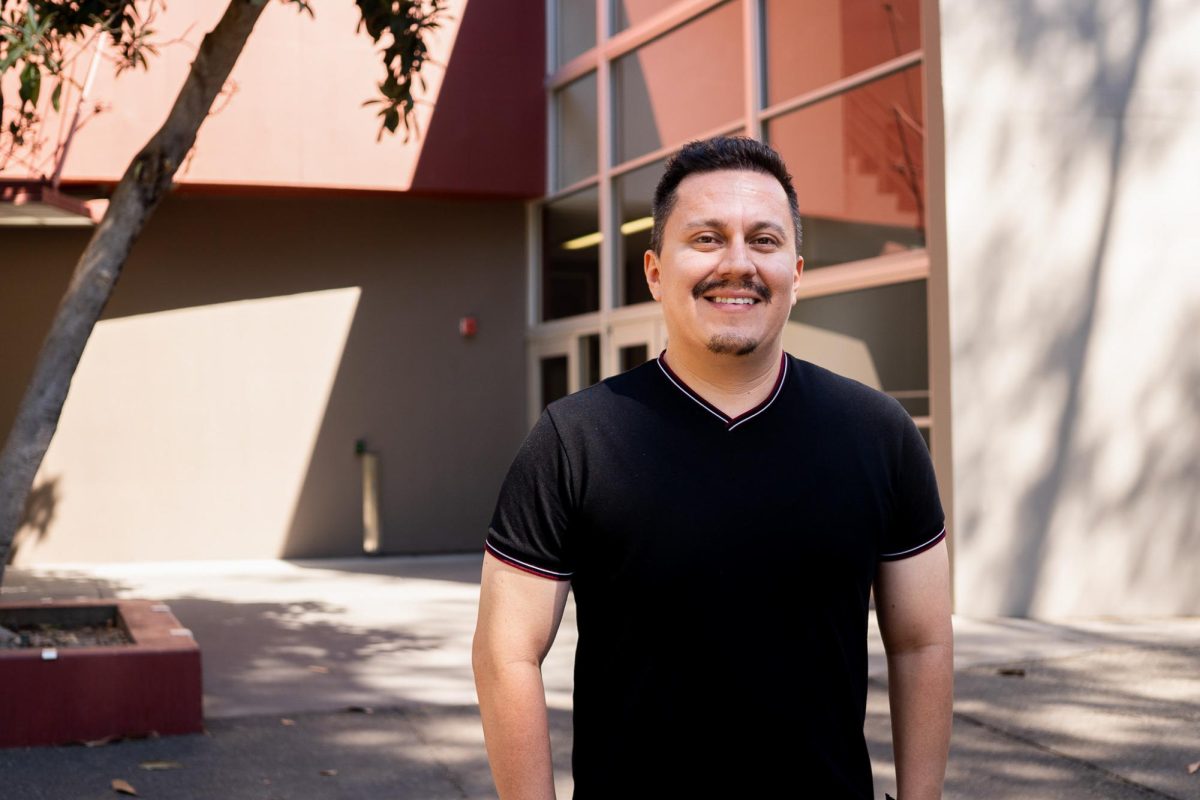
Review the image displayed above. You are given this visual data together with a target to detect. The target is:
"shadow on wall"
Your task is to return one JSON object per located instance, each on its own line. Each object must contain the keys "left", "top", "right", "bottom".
{"left": 2, "top": 193, "right": 529, "bottom": 566}
{"left": 9, "top": 475, "right": 60, "bottom": 565}
{"left": 949, "top": 1, "right": 1200, "bottom": 615}
{"left": 408, "top": 0, "right": 545, "bottom": 195}
{"left": 1003, "top": 0, "right": 1154, "bottom": 615}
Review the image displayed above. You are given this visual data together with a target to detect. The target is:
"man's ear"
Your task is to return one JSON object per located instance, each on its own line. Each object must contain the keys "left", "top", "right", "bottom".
{"left": 791, "top": 255, "right": 804, "bottom": 306}
{"left": 644, "top": 250, "right": 663, "bottom": 302}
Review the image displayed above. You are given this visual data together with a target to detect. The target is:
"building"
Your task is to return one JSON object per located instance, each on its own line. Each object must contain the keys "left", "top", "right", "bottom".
{"left": 2, "top": 0, "right": 1196, "bottom": 618}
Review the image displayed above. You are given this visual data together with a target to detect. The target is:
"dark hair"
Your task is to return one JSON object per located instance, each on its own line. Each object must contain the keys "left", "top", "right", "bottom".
{"left": 649, "top": 136, "right": 802, "bottom": 256}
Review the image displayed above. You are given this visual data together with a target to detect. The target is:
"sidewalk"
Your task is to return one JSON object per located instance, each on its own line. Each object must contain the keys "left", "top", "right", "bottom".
{"left": 1, "top": 555, "right": 1197, "bottom": 799}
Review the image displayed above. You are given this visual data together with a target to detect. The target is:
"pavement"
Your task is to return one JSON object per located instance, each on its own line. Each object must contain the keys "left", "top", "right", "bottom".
{"left": 1, "top": 554, "right": 1198, "bottom": 799}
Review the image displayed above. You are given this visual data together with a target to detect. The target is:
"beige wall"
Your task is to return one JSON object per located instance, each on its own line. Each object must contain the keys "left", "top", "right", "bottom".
{"left": 1, "top": 193, "right": 528, "bottom": 563}
{"left": 939, "top": 0, "right": 1200, "bottom": 615}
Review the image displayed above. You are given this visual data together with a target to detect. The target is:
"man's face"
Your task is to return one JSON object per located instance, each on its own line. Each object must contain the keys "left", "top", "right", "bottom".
{"left": 644, "top": 169, "right": 803, "bottom": 358}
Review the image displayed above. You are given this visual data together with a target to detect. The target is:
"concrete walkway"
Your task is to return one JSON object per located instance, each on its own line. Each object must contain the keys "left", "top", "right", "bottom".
{"left": 1, "top": 555, "right": 1198, "bottom": 799}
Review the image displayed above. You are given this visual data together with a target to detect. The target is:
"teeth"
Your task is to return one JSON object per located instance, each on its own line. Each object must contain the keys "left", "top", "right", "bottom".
{"left": 711, "top": 297, "right": 755, "bottom": 304}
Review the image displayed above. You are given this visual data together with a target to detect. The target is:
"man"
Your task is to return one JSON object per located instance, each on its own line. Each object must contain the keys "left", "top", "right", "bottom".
{"left": 473, "top": 136, "right": 953, "bottom": 799}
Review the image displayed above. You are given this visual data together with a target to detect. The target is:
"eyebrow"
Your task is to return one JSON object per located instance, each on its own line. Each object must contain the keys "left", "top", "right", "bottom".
{"left": 682, "top": 219, "right": 788, "bottom": 239}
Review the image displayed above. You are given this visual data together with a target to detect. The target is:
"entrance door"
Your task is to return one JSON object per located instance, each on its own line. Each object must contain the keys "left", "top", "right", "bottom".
{"left": 608, "top": 316, "right": 666, "bottom": 375}
{"left": 527, "top": 330, "right": 602, "bottom": 424}
{"left": 527, "top": 316, "right": 665, "bottom": 425}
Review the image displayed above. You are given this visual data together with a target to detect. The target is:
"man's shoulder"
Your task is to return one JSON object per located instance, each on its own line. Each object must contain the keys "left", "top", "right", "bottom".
{"left": 785, "top": 353, "right": 909, "bottom": 424}
{"left": 544, "top": 357, "right": 661, "bottom": 424}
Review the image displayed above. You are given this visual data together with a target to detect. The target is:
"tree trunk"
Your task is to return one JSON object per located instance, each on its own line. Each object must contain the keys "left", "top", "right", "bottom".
{"left": 0, "top": 0, "right": 270, "bottom": 583}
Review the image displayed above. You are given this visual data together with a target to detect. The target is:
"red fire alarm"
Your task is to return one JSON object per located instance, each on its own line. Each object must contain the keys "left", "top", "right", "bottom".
{"left": 459, "top": 316, "right": 478, "bottom": 337}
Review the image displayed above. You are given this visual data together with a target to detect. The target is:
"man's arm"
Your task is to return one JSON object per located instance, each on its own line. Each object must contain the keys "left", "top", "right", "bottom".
{"left": 473, "top": 551, "right": 572, "bottom": 800}
{"left": 874, "top": 537, "right": 953, "bottom": 800}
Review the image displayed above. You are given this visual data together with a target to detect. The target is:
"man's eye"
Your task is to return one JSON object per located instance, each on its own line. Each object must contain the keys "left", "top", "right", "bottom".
{"left": 694, "top": 234, "right": 719, "bottom": 244}
{"left": 753, "top": 236, "right": 778, "bottom": 246}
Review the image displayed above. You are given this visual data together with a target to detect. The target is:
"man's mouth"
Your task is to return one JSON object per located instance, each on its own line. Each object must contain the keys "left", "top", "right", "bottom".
{"left": 692, "top": 277, "right": 772, "bottom": 304}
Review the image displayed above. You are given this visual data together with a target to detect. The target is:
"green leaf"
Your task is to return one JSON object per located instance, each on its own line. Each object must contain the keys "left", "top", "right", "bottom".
{"left": 19, "top": 61, "right": 41, "bottom": 106}
{"left": 51, "top": 81, "right": 62, "bottom": 112}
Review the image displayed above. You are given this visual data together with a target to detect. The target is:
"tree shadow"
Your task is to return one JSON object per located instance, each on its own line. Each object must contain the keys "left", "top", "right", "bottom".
{"left": 944, "top": 1, "right": 1200, "bottom": 616}
{"left": 8, "top": 474, "right": 60, "bottom": 565}
{"left": 868, "top": 628, "right": 1199, "bottom": 798}
{"left": 0, "top": 562, "right": 553, "bottom": 799}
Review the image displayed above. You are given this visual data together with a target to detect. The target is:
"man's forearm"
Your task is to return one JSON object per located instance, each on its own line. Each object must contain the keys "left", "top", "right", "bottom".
{"left": 474, "top": 655, "right": 557, "bottom": 800}
{"left": 886, "top": 643, "right": 953, "bottom": 799}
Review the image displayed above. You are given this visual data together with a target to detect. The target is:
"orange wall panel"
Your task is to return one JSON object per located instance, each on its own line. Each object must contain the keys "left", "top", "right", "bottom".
{"left": 4, "top": 0, "right": 543, "bottom": 197}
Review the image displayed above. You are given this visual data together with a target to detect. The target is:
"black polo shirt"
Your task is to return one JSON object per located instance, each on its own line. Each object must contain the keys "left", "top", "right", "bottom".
{"left": 485, "top": 351, "right": 945, "bottom": 799}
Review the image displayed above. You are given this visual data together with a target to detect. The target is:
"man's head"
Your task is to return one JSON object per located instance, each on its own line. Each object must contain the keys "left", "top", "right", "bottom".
{"left": 644, "top": 137, "right": 804, "bottom": 359}
{"left": 649, "top": 136, "right": 802, "bottom": 257}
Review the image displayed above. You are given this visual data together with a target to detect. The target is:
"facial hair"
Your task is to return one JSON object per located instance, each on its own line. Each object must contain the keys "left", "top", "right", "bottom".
{"left": 692, "top": 277, "right": 771, "bottom": 356}
{"left": 691, "top": 276, "right": 773, "bottom": 302}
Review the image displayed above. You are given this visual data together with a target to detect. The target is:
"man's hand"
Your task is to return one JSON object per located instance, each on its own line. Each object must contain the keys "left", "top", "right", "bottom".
{"left": 473, "top": 552, "right": 572, "bottom": 800}
{"left": 874, "top": 537, "right": 954, "bottom": 800}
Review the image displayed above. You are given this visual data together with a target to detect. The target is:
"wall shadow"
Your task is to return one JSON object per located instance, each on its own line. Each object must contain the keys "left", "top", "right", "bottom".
{"left": 1000, "top": 0, "right": 1156, "bottom": 616}
{"left": 409, "top": 0, "right": 545, "bottom": 197}
{"left": 946, "top": 0, "right": 1200, "bottom": 615}
{"left": 1, "top": 190, "right": 530, "bottom": 564}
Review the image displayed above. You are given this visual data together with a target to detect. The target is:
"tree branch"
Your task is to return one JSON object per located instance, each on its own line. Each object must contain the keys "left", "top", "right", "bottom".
{"left": 0, "top": 0, "right": 269, "bottom": 577}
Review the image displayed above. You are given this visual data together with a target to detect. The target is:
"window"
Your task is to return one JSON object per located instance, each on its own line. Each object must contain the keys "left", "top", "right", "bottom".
{"left": 613, "top": 0, "right": 677, "bottom": 33}
{"left": 542, "top": 187, "right": 601, "bottom": 321}
{"left": 615, "top": 159, "right": 664, "bottom": 306}
{"left": 763, "top": 0, "right": 921, "bottom": 105}
{"left": 767, "top": 66, "right": 925, "bottom": 268}
{"left": 555, "top": 72, "right": 599, "bottom": 189}
{"left": 556, "top": 0, "right": 596, "bottom": 67}
{"left": 540, "top": 355, "right": 569, "bottom": 409}
{"left": 787, "top": 280, "right": 929, "bottom": 421}
{"left": 536, "top": 0, "right": 935, "bottom": 439}
{"left": 613, "top": 2, "right": 743, "bottom": 163}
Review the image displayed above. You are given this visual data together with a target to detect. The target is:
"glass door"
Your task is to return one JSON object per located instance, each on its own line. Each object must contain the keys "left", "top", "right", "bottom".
{"left": 608, "top": 315, "right": 667, "bottom": 375}
{"left": 527, "top": 330, "right": 603, "bottom": 424}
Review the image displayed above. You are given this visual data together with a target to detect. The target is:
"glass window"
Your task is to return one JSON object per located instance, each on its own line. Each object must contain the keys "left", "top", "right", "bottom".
{"left": 613, "top": 0, "right": 677, "bottom": 33}
{"left": 619, "top": 343, "right": 650, "bottom": 372}
{"left": 556, "top": 72, "right": 599, "bottom": 189}
{"left": 542, "top": 187, "right": 601, "bottom": 321}
{"left": 580, "top": 333, "right": 602, "bottom": 387}
{"left": 540, "top": 355, "right": 570, "bottom": 408}
{"left": 763, "top": 0, "right": 921, "bottom": 106}
{"left": 767, "top": 65, "right": 925, "bottom": 269}
{"left": 615, "top": 159, "right": 664, "bottom": 306}
{"left": 613, "top": 2, "right": 743, "bottom": 164}
{"left": 556, "top": 0, "right": 597, "bottom": 67}
{"left": 785, "top": 280, "right": 928, "bottom": 417}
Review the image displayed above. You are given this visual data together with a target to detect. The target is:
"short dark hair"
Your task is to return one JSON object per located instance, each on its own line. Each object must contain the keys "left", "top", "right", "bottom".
{"left": 649, "top": 136, "right": 802, "bottom": 256}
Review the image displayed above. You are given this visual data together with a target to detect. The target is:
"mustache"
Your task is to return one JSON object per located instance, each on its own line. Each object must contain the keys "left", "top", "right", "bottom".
{"left": 691, "top": 277, "right": 772, "bottom": 302}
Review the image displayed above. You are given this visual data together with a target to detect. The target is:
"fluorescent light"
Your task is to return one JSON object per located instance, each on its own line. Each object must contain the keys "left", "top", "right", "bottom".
{"left": 620, "top": 216, "right": 653, "bottom": 235}
{"left": 561, "top": 217, "right": 654, "bottom": 250}
{"left": 562, "top": 231, "right": 603, "bottom": 250}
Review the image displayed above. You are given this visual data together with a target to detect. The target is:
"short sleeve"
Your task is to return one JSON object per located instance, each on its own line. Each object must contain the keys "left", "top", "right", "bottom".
{"left": 484, "top": 409, "right": 577, "bottom": 581}
{"left": 879, "top": 408, "right": 946, "bottom": 561}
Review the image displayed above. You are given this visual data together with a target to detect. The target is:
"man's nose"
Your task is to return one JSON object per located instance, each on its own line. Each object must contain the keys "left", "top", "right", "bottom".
{"left": 716, "top": 235, "right": 757, "bottom": 278}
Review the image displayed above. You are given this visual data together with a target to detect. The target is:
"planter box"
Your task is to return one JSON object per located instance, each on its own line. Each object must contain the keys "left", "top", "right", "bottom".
{"left": 0, "top": 599, "right": 202, "bottom": 748}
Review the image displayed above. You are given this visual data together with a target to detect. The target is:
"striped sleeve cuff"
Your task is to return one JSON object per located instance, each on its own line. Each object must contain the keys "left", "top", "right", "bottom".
{"left": 484, "top": 535, "right": 574, "bottom": 581}
{"left": 879, "top": 526, "right": 947, "bottom": 562}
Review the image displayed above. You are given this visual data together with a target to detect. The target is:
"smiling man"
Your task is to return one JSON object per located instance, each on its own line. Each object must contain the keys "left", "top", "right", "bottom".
{"left": 473, "top": 136, "right": 953, "bottom": 799}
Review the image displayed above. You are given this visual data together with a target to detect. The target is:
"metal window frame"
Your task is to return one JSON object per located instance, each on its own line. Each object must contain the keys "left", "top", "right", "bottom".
{"left": 532, "top": 1, "right": 947, "bottom": 482}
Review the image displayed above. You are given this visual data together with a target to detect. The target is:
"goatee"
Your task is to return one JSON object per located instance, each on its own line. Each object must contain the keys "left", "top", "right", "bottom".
{"left": 706, "top": 334, "right": 759, "bottom": 356}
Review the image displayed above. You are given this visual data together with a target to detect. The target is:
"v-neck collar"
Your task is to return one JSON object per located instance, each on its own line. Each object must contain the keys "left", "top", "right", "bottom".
{"left": 655, "top": 350, "right": 788, "bottom": 431}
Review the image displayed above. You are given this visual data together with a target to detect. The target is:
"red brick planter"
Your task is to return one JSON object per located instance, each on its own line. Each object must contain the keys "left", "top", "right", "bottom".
{"left": 0, "top": 599, "right": 202, "bottom": 748}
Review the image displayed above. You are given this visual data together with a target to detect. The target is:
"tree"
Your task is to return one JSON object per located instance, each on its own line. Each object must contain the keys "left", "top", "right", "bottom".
{"left": 0, "top": 0, "right": 444, "bottom": 583}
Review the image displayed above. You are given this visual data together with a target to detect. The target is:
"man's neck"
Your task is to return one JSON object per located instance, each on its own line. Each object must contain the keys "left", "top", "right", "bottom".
{"left": 662, "top": 342, "right": 784, "bottom": 419}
